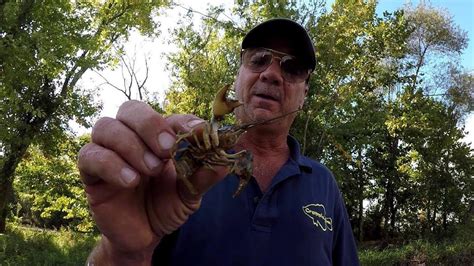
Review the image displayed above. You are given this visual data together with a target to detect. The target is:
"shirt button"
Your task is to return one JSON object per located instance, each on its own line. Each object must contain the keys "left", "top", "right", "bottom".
{"left": 253, "top": 196, "right": 260, "bottom": 204}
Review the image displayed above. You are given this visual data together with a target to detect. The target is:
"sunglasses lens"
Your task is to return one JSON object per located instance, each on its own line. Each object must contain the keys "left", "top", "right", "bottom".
{"left": 242, "top": 48, "right": 309, "bottom": 83}
{"left": 244, "top": 49, "right": 273, "bottom": 72}
{"left": 280, "top": 56, "right": 308, "bottom": 83}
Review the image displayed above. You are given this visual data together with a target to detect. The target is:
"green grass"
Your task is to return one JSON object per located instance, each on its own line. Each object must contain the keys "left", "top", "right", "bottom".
{"left": 0, "top": 223, "right": 98, "bottom": 266}
{"left": 1, "top": 223, "right": 472, "bottom": 265}
{"left": 359, "top": 239, "right": 473, "bottom": 266}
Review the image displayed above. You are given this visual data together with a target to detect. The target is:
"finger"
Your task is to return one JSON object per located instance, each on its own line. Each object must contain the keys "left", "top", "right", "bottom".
{"left": 78, "top": 143, "right": 140, "bottom": 188}
{"left": 116, "top": 101, "right": 176, "bottom": 159}
{"left": 91, "top": 117, "right": 163, "bottom": 176}
{"left": 165, "top": 114, "right": 206, "bottom": 134}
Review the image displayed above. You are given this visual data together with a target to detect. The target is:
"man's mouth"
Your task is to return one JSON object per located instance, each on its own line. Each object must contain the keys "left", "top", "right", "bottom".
{"left": 253, "top": 92, "right": 280, "bottom": 102}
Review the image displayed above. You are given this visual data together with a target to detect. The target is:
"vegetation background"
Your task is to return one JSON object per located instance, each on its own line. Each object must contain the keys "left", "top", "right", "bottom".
{"left": 0, "top": 0, "right": 472, "bottom": 265}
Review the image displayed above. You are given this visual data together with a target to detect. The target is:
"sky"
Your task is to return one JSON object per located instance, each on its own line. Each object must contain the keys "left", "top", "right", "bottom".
{"left": 77, "top": 0, "right": 473, "bottom": 147}
{"left": 374, "top": 0, "right": 474, "bottom": 146}
{"left": 376, "top": 0, "right": 474, "bottom": 70}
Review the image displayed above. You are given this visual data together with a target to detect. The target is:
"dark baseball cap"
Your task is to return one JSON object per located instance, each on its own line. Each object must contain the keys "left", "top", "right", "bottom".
{"left": 241, "top": 18, "right": 316, "bottom": 71}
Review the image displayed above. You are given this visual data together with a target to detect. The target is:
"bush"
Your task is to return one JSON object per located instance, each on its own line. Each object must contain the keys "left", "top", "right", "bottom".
{"left": 12, "top": 137, "right": 95, "bottom": 232}
{"left": 359, "top": 238, "right": 473, "bottom": 265}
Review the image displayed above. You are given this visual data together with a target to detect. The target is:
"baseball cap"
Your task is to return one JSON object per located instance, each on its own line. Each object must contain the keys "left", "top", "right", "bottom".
{"left": 241, "top": 18, "right": 316, "bottom": 71}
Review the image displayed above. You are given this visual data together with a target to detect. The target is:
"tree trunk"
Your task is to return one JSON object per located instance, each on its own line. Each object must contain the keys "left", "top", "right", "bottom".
{"left": 382, "top": 179, "right": 390, "bottom": 238}
{"left": 0, "top": 138, "right": 31, "bottom": 232}
{"left": 0, "top": 81, "right": 57, "bottom": 233}
{"left": 431, "top": 207, "right": 437, "bottom": 233}
{"left": 390, "top": 201, "right": 397, "bottom": 236}
{"left": 358, "top": 190, "right": 364, "bottom": 242}
{"left": 356, "top": 152, "right": 364, "bottom": 242}
{"left": 381, "top": 134, "right": 399, "bottom": 238}
{"left": 425, "top": 202, "right": 431, "bottom": 234}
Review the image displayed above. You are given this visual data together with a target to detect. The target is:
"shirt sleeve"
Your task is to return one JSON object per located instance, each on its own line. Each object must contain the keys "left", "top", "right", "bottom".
{"left": 331, "top": 187, "right": 360, "bottom": 266}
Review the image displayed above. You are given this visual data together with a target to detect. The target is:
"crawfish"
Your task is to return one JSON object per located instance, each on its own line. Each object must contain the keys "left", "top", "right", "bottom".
{"left": 172, "top": 84, "right": 300, "bottom": 197}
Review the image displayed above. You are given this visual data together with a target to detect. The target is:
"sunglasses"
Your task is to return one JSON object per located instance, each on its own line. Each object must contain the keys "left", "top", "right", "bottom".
{"left": 241, "top": 47, "right": 311, "bottom": 83}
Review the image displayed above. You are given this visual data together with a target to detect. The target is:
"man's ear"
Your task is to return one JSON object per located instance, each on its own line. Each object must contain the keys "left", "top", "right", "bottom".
{"left": 299, "top": 85, "right": 308, "bottom": 109}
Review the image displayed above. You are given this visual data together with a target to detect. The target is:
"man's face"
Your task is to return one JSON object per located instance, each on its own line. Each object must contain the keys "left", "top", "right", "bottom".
{"left": 234, "top": 42, "right": 309, "bottom": 132}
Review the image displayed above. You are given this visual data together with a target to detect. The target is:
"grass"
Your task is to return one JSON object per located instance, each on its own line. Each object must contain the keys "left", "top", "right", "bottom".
{"left": 359, "top": 238, "right": 473, "bottom": 265}
{"left": 1, "top": 223, "right": 472, "bottom": 265}
{"left": 0, "top": 223, "right": 98, "bottom": 266}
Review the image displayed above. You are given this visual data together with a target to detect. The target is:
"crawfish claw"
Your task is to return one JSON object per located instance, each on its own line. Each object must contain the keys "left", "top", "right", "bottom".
{"left": 212, "top": 84, "right": 242, "bottom": 122}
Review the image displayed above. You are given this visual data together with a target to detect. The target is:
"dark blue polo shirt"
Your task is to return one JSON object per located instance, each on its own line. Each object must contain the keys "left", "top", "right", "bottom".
{"left": 153, "top": 136, "right": 359, "bottom": 266}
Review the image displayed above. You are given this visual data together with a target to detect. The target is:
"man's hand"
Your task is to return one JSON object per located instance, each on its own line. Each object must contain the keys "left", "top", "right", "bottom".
{"left": 77, "top": 101, "right": 229, "bottom": 265}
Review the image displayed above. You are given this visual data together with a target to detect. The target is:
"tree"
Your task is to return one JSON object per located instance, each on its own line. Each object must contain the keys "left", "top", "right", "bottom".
{"left": 163, "top": 0, "right": 473, "bottom": 243}
{"left": 13, "top": 134, "right": 94, "bottom": 232}
{"left": 404, "top": 2, "right": 471, "bottom": 113}
{"left": 164, "top": 0, "right": 324, "bottom": 119}
{"left": 0, "top": 0, "right": 169, "bottom": 232}
{"left": 290, "top": 0, "right": 412, "bottom": 240}
{"left": 95, "top": 45, "right": 157, "bottom": 101}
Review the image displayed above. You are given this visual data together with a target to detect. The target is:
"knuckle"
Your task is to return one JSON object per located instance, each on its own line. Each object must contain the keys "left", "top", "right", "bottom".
{"left": 116, "top": 100, "right": 152, "bottom": 121}
{"left": 138, "top": 113, "right": 162, "bottom": 132}
{"left": 117, "top": 100, "right": 143, "bottom": 113}
{"left": 77, "top": 143, "right": 95, "bottom": 165}
{"left": 167, "top": 114, "right": 204, "bottom": 132}
{"left": 77, "top": 144, "right": 114, "bottom": 168}
{"left": 91, "top": 117, "right": 116, "bottom": 140}
{"left": 93, "top": 149, "right": 116, "bottom": 165}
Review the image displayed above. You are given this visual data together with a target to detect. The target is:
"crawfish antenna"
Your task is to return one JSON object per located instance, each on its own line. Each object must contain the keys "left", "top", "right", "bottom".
{"left": 238, "top": 108, "right": 303, "bottom": 130}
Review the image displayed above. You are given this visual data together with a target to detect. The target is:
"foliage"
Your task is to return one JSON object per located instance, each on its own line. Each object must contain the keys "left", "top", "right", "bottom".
{"left": 164, "top": 6, "right": 241, "bottom": 119}
{"left": 163, "top": 0, "right": 474, "bottom": 244}
{"left": 164, "top": 0, "right": 325, "bottom": 119}
{"left": 404, "top": 2, "right": 472, "bottom": 114}
{"left": 12, "top": 134, "right": 94, "bottom": 232}
{"left": 0, "top": 223, "right": 98, "bottom": 265}
{"left": 0, "top": 0, "right": 170, "bottom": 232}
{"left": 0, "top": 0, "right": 471, "bottom": 252}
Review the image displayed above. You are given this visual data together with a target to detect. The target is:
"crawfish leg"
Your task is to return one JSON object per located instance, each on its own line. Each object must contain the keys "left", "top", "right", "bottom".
{"left": 201, "top": 123, "right": 213, "bottom": 150}
{"left": 230, "top": 150, "right": 253, "bottom": 197}
{"left": 174, "top": 156, "right": 199, "bottom": 196}
{"left": 201, "top": 152, "right": 234, "bottom": 171}
{"left": 218, "top": 149, "right": 247, "bottom": 159}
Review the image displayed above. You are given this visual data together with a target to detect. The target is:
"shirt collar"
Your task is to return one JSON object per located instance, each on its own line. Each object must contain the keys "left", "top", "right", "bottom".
{"left": 287, "top": 135, "right": 313, "bottom": 173}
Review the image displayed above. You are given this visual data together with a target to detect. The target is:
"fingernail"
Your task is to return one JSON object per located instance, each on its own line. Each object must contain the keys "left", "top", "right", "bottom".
{"left": 121, "top": 167, "right": 137, "bottom": 185}
{"left": 144, "top": 151, "right": 161, "bottom": 170}
{"left": 186, "top": 119, "right": 205, "bottom": 129}
{"left": 158, "top": 132, "right": 175, "bottom": 150}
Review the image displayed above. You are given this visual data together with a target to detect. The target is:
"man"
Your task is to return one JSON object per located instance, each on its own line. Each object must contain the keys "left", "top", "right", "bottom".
{"left": 78, "top": 18, "right": 359, "bottom": 265}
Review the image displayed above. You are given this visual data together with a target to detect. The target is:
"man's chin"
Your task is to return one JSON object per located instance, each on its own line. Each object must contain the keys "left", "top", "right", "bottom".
{"left": 251, "top": 108, "right": 277, "bottom": 121}
{"left": 236, "top": 105, "right": 281, "bottom": 125}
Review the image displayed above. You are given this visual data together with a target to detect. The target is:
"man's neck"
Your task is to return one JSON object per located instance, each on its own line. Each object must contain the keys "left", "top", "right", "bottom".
{"left": 236, "top": 128, "right": 290, "bottom": 192}
{"left": 237, "top": 126, "right": 289, "bottom": 154}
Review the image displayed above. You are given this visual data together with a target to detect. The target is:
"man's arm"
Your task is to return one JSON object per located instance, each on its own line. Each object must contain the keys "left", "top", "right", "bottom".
{"left": 332, "top": 190, "right": 360, "bottom": 266}
{"left": 78, "top": 101, "right": 229, "bottom": 265}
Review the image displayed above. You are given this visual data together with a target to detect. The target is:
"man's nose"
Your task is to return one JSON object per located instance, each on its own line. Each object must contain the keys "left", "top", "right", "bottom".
{"left": 259, "top": 60, "right": 284, "bottom": 86}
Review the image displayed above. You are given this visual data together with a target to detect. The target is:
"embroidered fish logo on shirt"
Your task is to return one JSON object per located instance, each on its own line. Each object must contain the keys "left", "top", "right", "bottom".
{"left": 302, "top": 204, "right": 333, "bottom": 232}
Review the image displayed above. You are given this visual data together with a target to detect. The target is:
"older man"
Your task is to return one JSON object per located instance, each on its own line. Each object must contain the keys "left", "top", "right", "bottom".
{"left": 79, "top": 18, "right": 359, "bottom": 266}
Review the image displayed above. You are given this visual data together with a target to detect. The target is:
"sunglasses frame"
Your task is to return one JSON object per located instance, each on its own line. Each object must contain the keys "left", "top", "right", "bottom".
{"left": 241, "top": 47, "right": 311, "bottom": 83}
